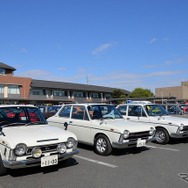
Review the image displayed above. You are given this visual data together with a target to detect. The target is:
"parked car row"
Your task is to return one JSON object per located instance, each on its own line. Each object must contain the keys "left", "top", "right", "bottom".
{"left": 1, "top": 102, "right": 188, "bottom": 176}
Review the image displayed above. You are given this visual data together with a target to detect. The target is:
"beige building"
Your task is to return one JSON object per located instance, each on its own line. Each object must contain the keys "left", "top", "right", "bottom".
{"left": 155, "top": 81, "right": 188, "bottom": 101}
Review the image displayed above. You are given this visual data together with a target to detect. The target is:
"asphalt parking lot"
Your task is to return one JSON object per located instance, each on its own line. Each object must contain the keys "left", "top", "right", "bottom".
{"left": 0, "top": 138, "right": 188, "bottom": 188}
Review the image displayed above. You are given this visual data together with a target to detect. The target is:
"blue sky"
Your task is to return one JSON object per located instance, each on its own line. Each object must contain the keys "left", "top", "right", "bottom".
{"left": 1, "top": 0, "right": 188, "bottom": 93}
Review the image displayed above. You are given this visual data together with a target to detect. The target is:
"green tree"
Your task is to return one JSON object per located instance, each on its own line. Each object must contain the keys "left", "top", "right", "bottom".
{"left": 128, "top": 88, "right": 154, "bottom": 98}
{"left": 112, "top": 89, "right": 127, "bottom": 104}
{"left": 112, "top": 89, "right": 126, "bottom": 98}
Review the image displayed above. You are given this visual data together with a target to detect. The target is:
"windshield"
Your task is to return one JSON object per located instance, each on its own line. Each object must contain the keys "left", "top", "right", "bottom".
{"left": 0, "top": 106, "right": 47, "bottom": 127}
{"left": 144, "top": 105, "right": 169, "bottom": 116}
{"left": 88, "top": 105, "right": 123, "bottom": 119}
{"left": 47, "top": 106, "right": 61, "bottom": 113}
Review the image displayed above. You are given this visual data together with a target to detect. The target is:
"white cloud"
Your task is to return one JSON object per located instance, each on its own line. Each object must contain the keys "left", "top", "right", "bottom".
{"left": 149, "top": 38, "right": 157, "bottom": 44}
{"left": 17, "top": 70, "right": 51, "bottom": 78}
{"left": 164, "top": 60, "right": 173, "bottom": 65}
{"left": 92, "top": 42, "right": 117, "bottom": 55}
{"left": 144, "top": 56, "right": 188, "bottom": 69}
{"left": 16, "top": 67, "right": 188, "bottom": 93}
{"left": 58, "top": 67, "right": 66, "bottom": 71}
{"left": 83, "top": 70, "right": 188, "bottom": 92}
{"left": 19, "top": 48, "right": 28, "bottom": 53}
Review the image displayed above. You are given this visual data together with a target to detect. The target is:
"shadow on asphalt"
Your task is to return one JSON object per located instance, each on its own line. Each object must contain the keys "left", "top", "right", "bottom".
{"left": 7, "top": 157, "right": 78, "bottom": 177}
{"left": 77, "top": 137, "right": 188, "bottom": 156}
{"left": 168, "top": 137, "right": 188, "bottom": 145}
{"left": 111, "top": 146, "right": 150, "bottom": 156}
{"left": 77, "top": 143, "right": 151, "bottom": 156}
{"left": 150, "top": 137, "right": 188, "bottom": 146}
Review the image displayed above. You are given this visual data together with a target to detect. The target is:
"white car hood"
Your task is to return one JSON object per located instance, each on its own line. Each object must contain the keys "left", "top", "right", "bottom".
{"left": 94, "top": 119, "right": 153, "bottom": 133}
{"left": 1, "top": 125, "right": 77, "bottom": 148}
{"left": 149, "top": 115, "right": 188, "bottom": 126}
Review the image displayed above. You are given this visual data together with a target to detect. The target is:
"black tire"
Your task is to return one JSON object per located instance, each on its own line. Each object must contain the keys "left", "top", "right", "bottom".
{"left": 94, "top": 134, "right": 112, "bottom": 156}
{"left": 155, "top": 128, "right": 170, "bottom": 144}
{"left": 0, "top": 155, "right": 7, "bottom": 176}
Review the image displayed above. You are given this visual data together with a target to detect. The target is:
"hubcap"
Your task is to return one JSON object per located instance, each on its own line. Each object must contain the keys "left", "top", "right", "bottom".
{"left": 96, "top": 138, "right": 107, "bottom": 153}
{"left": 155, "top": 131, "right": 165, "bottom": 143}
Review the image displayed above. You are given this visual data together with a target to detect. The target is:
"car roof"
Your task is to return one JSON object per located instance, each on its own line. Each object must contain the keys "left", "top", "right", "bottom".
{"left": 118, "top": 103, "right": 157, "bottom": 106}
{"left": 63, "top": 103, "right": 111, "bottom": 106}
{"left": 0, "top": 104, "right": 35, "bottom": 108}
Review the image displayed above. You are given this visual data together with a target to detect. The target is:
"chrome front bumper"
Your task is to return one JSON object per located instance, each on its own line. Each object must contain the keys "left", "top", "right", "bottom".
{"left": 3, "top": 149, "right": 80, "bottom": 169}
{"left": 112, "top": 136, "right": 154, "bottom": 149}
{"left": 171, "top": 132, "right": 188, "bottom": 138}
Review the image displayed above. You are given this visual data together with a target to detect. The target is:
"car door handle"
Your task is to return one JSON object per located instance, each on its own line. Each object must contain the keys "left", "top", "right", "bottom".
{"left": 69, "top": 121, "right": 73, "bottom": 124}
{"left": 127, "top": 118, "right": 130, "bottom": 120}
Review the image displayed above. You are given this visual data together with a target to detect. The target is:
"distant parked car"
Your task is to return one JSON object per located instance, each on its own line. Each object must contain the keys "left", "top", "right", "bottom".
{"left": 38, "top": 105, "right": 62, "bottom": 119}
{"left": 0, "top": 105, "right": 79, "bottom": 176}
{"left": 116, "top": 102, "right": 188, "bottom": 144}
{"left": 161, "top": 104, "right": 183, "bottom": 115}
{"left": 179, "top": 104, "right": 188, "bottom": 113}
{"left": 47, "top": 103, "right": 155, "bottom": 156}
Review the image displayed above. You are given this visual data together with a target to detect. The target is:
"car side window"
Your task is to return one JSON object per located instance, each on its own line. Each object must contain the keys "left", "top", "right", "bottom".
{"left": 71, "top": 106, "right": 89, "bottom": 121}
{"left": 27, "top": 108, "right": 42, "bottom": 122}
{"left": 128, "top": 105, "right": 146, "bottom": 117}
{"left": 117, "top": 106, "right": 127, "bottom": 115}
{"left": 59, "top": 106, "right": 71, "bottom": 118}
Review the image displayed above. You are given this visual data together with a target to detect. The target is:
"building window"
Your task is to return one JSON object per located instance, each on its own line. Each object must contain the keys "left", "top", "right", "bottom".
{"left": 74, "top": 92, "right": 85, "bottom": 98}
{"left": 0, "top": 68, "right": 5, "bottom": 75}
{"left": 92, "top": 93, "right": 100, "bottom": 98}
{"left": 30, "top": 90, "right": 44, "bottom": 95}
{"left": 105, "top": 94, "right": 111, "bottom": 99}
{"left": 0, "top": 85, "right": 4, "bottom": 93}
{"left": 53, "top": 90, "right": 66, "bottom": 97}
{"left": 8, "top": 85, "right": 20, "bottom": 94}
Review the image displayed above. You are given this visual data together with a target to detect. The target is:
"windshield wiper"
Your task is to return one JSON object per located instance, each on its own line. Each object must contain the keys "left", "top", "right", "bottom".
{"left": 0, "top": 122, "right": 25, "bottom": 136}
{"left": 103, "top": 116, "right": 114, "bottom": 119}
{"left": 1, "top": 122, "right": 26, "bottom": 128}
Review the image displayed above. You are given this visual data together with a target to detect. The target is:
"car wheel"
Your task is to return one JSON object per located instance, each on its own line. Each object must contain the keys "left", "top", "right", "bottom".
{"left": 155, "top": 128, "right": 170, "bottom": 144}
{"left": 0, "top": 155, "right": 7, "bottom": 176}
{"left": 94, "top": 135, "right": 112, "bottom": 156}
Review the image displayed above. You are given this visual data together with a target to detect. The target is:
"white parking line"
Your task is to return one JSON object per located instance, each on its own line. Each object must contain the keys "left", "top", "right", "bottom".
{"left": 147, "top": 145, "right": 179, "bottom": 152}
{"left": 75, "top": 155, "right": 118, "bottom": 168}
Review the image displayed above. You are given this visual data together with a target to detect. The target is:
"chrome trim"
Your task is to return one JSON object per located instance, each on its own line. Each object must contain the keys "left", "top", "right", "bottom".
{"left": 3, "top": 149, "right": 79, "bottom": 169}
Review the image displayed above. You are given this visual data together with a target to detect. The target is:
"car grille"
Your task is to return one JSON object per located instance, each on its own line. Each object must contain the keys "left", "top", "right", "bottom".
{"left": 26, "top": 143, "right": 59, "bottom": 155}
{"left": 128, "top": 131, "right": 150, "bottom": 140}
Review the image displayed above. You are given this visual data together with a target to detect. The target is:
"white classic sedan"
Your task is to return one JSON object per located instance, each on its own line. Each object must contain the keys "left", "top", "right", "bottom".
{"left": 47, "top": 103, "right": 155, "bottom": 156}
{"left": 0, "top": 105, "right": 79, "bottom": 176}
{"left": 116, "top": 103, "right": 188, "bottom": 144}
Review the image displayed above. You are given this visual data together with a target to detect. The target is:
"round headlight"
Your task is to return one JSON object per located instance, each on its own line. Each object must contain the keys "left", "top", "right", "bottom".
{"left": 66, "top": 137, "right": 76, "bottom": 149}
{"left": 15, "top": 143, "right": 27, "bottom": 156}
{"left": 32, "top": 147, "right": 42, "bottom": 158}
{"left": 179, "top": 124, "right": 184, "bottom": 131}
{"left": 149, "top": 127, "right": 155, "bottom": 135}
{"left": 57, "top": 143, "right": 67, "bottom": 154}
{"left": 123, "top": 130, "right": 129, "bottom": 138}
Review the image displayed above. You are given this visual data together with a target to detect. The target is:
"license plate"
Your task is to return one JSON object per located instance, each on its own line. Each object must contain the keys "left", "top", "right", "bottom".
{"left": 41, "top": 155, "right": 58, "bottom": 167}
{"left": 137, "top": 139, "right": 146, "bottom": 147}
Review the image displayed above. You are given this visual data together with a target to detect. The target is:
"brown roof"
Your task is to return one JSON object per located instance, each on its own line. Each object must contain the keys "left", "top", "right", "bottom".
{"left": 0, "top": 62, "right": 16, "bottom": 71}
{"left": 31, "top": 79, "right": 130, "bottom": 94}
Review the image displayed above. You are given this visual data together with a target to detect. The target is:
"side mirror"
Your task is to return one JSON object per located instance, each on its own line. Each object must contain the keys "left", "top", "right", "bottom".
{"left": 64, "top": 122, "right": 68, "bottom": 130}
